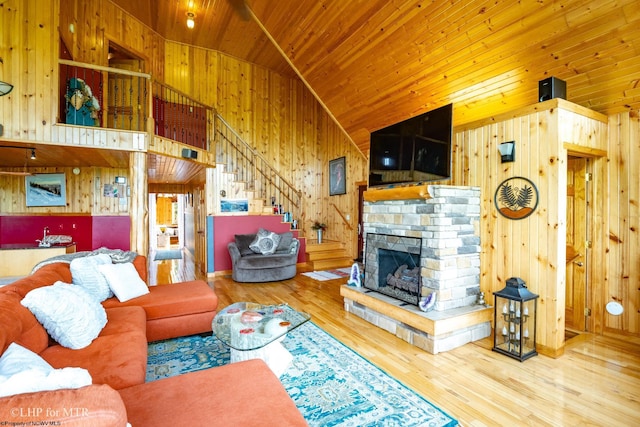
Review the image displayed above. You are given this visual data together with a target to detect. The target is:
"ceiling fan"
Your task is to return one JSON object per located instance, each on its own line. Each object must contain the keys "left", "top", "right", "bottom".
{"left": 227, "top": 0, "right": 251, "bottom": 21}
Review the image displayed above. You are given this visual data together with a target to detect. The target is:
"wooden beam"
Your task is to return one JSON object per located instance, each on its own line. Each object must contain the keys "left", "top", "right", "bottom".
{"left": 363, "top": 184, "right": 431, "bottom": 202}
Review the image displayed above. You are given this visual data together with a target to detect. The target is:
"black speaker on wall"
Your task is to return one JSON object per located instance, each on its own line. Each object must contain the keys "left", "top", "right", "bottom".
{"left": 539, "top": 77, "right": 566, "bottom": 102}
{"left": 181, "top": 148, "right": 198, "bottom": 159}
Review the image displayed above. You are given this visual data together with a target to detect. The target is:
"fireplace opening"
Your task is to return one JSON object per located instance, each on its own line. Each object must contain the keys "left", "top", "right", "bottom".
{"left": 364, "top": 233, "right": 422, "bottom": 306}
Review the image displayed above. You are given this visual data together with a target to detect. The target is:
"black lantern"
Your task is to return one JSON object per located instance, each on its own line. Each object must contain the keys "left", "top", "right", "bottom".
{"left": 493, "top": 277, "right": 538, "bottom": 361}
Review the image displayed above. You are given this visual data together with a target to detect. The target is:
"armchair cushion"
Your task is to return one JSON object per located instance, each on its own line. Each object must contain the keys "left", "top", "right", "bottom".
{"left": 275, "top": 231, "right": 294, "bottom": 253}
{"left": 235, "top": 234, "right": 258, "bottom": 256}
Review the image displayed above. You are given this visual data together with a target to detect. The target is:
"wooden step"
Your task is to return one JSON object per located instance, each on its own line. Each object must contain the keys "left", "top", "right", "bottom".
{"left": 306, "top": 240, "right": 344, "bottom": 251}
{"left": 307, "top": 249, "right": 350, "bottom": 261}
{"left": 305, "top": 239, "right": 354, "bottom": 270}
{"left": 309, "top": 257, "right": 354, "bottom": 270}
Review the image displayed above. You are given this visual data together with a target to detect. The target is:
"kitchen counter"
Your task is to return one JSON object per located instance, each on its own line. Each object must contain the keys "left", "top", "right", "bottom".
{"left": 0, "top": 243, "right": 76, "bottom": 277}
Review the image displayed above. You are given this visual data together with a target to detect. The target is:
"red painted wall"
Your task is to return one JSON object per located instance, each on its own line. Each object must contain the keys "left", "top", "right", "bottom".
{"left": 92, "top": 216, "right": 131, "bottom": 250}
{"left": 211, "top": 215, "right": 306, "bottom": 272}
{"left": 0, "top": 216, "right": 130, "bottom": 252}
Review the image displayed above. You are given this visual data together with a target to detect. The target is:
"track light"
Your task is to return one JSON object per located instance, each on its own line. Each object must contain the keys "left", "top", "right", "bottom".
{"left": 186, "top": 12, "right": 195, "bottom": 29}
{"left": 0, "top": 145, "right": 37, "bottom": 160}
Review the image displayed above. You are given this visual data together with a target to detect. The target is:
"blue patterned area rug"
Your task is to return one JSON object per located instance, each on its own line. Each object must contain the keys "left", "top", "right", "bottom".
{"left": 147, "top": 323, "right": 458, "bottom": 427}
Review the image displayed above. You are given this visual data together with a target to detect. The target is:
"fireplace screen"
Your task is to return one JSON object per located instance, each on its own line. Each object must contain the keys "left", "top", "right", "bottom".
{"left": 364, "top": 233, "right": 422, "bottom": 306}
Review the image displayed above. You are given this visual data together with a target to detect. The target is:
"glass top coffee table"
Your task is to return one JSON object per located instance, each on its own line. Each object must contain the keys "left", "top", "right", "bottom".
{"left": 212, "top": 302, "right": 311, "bottom": 376}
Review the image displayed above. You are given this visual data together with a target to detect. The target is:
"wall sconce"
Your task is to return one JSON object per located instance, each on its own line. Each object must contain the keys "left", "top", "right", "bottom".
{"left": 498, "top": 141, "right": 515, "bottom": 163}
{"left": 186, "top": 12, "right": 196, "bottom": 29}
{"left": 30, "top": 148, "right": 36, "bottom": 160}
{"left": 0, "top": 81, "right": 13, "bottom": 96}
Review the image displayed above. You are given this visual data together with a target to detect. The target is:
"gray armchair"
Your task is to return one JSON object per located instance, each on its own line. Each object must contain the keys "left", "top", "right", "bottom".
{"left": 228, "top": 231, "right": 300, "bottom": 282}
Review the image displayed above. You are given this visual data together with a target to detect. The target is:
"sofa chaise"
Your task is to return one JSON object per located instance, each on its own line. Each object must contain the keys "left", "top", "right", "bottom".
{"left": 228, "top": 230, "right": 300, "bottom": 282}
{"left": 0, "top": 255, "right": 308, "bottom": 426}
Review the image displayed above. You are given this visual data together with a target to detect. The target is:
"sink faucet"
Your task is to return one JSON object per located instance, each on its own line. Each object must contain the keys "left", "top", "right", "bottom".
{"left": 37, "top": 227, "right": 51, "bottom": 247}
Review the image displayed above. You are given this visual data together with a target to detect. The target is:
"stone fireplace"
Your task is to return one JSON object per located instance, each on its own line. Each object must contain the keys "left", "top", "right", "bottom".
{"left": 341, "top": 185, "right": 492, "bottom": 354}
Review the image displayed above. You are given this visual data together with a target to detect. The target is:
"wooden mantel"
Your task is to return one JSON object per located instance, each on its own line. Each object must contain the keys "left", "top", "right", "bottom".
{"left": 363, "top": 183, "right": 432, "bottom": 202}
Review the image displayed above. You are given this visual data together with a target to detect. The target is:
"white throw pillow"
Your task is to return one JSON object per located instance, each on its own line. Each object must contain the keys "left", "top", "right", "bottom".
{"left": 0, "top": 343, "right": 91, "bottom": 397}
{"left": 249, "top": 229, "right": 282, "bottom": 255}
{"left": 21, "top": 282, "right": 108, "bottom": 350}
{"left": 70, "top": 254, "right": 114, "bottom": 301}
{"left": 98, "top": 262, "right": 149, "bottom": 302}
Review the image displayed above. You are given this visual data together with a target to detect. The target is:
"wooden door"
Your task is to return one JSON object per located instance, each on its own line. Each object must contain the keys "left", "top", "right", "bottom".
{"left": 194, "top": 188, "right": 207, "bottom": 274}
{"left": 565, "top": 157, "right": 588, "bottom": 331}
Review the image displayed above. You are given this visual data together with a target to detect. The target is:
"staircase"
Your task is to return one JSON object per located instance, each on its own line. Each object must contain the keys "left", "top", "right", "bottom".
{"left": 305, "top": 240, "right": 354, "bottom": 270}
{"left": 214, "top": 114, "right": 302, "bottom": 219}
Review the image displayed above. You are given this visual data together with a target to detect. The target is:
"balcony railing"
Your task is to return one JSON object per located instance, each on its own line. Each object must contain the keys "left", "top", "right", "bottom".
{"left": 59, "top": 59, "right": 150, "bottom": 132}
{"left": 58, "top": 60, "right": 213, "bottom": 151}
{"left": 152, "top": 81, "right": 213, "bottom": 150}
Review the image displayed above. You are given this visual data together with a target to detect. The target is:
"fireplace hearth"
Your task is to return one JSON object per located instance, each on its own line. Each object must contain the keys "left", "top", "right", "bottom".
{"left": 342, "top": 185, "right": 492, "bottom": 354}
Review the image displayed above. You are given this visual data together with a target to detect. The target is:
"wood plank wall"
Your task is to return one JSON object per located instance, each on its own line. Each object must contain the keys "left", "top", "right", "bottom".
{"left": 607, "top": 112, "right": 640, "bottom": 336}
{"left": 0, "top": 166, "right": 129, "bottom": 215}
{"left": 161, "top": 41, "right": 368, "bottom": 250}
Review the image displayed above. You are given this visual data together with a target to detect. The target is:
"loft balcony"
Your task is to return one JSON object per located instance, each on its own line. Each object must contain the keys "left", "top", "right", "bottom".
{"left": 56, "top": 59, "right": 214, "bottom": 161}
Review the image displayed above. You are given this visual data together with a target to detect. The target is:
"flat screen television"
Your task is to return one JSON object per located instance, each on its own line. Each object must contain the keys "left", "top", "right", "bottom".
{"left": 369, "top": 103, "right": 453, "bottom": 187}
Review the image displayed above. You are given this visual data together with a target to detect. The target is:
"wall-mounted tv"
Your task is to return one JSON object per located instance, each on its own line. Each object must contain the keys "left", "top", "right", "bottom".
{"left": 369, "top": 103, "right": 453, "bottom": 187}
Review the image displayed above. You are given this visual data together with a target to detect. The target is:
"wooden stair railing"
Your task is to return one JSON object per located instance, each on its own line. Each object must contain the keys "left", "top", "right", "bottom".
{"left": 214, "top": 114, "right": 302, "bottom": 220}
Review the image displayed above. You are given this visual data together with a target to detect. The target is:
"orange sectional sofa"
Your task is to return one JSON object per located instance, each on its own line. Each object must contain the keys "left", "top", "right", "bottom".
{"left": 0, "top": 257, "right": 308, "bottom": 426}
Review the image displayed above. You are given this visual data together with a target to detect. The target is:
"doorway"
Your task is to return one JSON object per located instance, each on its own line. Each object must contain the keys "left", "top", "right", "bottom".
{"left": 565, "top": 156, "right": 589, "bottom": 332}
{"left": 149, "top": 193, "right": 187, "bottom": 252}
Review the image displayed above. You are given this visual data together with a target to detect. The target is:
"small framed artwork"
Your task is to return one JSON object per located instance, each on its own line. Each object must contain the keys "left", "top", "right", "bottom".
{"left": 220, "top": 198, "right": 249, "bottom": 213}
{"left": 329, "top": 156, "right": 346, "bottom": 196}
{"left": 25, "top": 173, "right": 67, "bottom": 207}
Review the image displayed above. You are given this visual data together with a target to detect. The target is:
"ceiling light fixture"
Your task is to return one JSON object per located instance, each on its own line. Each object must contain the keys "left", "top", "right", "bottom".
{"left": 0, "top": 145, "right": 37, "bottom": 160}
{"left": 0, "top": 81, "right": 13, "bottom": 96}
{"left": 0, "top": 145, "right": 36, "bottom": 176}
{"left": 186, "top": 12, "right": 196, "bottom": 29}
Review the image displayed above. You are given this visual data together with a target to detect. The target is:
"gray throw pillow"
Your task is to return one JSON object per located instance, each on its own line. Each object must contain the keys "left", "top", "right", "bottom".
{"left": 235, "top": 234, "right": 257, "bottom": 256}
{"left": 249, "top": 229, "right": 282, "bottom": 255}
{"left": 276, "top": 231, "right": 293, "bottom": 253}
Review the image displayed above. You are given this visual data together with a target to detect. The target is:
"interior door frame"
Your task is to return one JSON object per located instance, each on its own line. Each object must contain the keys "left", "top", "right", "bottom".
{"left": 563, "top": 145, "right": 607, "bottom": 335}
{"left": 566, "top": 156, "right": 589, "bottom": 331}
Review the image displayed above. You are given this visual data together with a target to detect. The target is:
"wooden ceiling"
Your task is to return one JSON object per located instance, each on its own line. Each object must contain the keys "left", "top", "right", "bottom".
{"left": 0, "top": 143, "right": 129, "bottom": 169}
{"left": 0, "top": 144, "right": 203, "bottom": 187}
{"left": 7, "top": 1, "right": 638, "bottom": 184}
{"left": 110, "top": 0, "right": 640, "bottom": 156}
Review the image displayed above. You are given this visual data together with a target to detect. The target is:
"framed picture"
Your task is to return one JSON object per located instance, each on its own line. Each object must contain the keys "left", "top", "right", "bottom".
{"left": 25, "top": 173, "right": 67, "bottom": 207}
{"left": 329, "top": 156, "right": 346, "bottom": 196}
{"left": 220, "top": 198, "right": 249, "bottom": 213}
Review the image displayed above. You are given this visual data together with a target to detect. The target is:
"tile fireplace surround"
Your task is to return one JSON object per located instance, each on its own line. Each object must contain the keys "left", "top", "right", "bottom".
{"left": 341, "top": 185, "right": 492, "bottom": 354}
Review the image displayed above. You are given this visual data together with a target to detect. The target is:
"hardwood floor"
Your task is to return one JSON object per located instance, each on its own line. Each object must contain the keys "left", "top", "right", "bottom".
{"left": 149, "top": 256, "right": 640, "bottom": 427}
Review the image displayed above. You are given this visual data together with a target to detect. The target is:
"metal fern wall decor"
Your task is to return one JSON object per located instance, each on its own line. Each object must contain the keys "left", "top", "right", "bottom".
{"left": 494, "top": 176, "right": 539, "bottom": 220}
